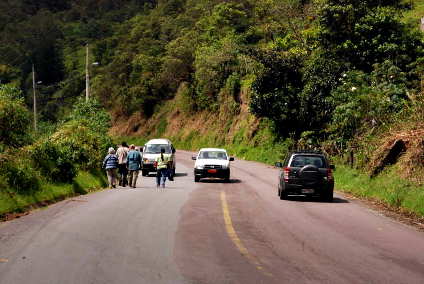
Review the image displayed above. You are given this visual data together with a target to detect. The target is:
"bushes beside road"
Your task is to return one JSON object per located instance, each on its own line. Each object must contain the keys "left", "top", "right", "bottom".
{"left": 0, "top": 86, "right": 112, "bottom": 217}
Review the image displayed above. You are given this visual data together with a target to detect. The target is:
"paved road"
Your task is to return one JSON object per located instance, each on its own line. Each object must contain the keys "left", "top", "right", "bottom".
{"left": 1, "top": 150, "right": 424, "bottom": 284}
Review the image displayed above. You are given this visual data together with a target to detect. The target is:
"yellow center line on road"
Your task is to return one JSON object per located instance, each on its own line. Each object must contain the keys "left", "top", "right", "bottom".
{"left": 220, "top": 191, "right": 272, "bottom": 277}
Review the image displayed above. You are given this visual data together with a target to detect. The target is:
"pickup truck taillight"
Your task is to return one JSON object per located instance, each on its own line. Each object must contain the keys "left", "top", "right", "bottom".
{"left": 283, "top": 167, "right": 290, "bottom": 182}
{"left": 327, "top": 168, "right": 334, "bottom": 181}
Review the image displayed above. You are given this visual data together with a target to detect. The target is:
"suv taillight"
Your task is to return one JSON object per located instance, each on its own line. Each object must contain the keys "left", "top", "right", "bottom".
{"left": 283, "top": 167, "right": 290, "bottom": 182}
{"left": 327, "top": 168, "right": 333, "bottom": 180}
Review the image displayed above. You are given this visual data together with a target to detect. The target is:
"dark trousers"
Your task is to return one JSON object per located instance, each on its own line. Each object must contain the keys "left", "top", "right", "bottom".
{"left": 156, "top": 168, "right": 168, "bottom": 186}
{"left": 118, "top": 164, "right": 128, "bottom": 186}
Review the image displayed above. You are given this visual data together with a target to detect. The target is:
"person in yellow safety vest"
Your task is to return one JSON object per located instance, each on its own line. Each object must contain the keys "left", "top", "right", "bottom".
{"left": 155, "top": 148, "right": 171, "bottom": 188}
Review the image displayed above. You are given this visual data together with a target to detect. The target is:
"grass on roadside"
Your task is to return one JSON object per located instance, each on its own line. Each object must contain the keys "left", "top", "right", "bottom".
{"left": 0, "top": 169, "right": 107, "bottom": 216}
{"left": 334, "top": 164, "right": 424, "bottom": 216}
{"left": 404, "top": 0, "right": 424, "bottom": 23}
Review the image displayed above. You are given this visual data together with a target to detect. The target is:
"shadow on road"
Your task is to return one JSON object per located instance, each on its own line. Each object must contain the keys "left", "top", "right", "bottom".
{"left": 333, "top": 197, "right": 350, "bottom": 203}
{"left": 285, "top": 196, "right": 350, "bottom": 204}
{"left": 199, "top": 178, "right": 242, "bottom": 184}
{"left": 147, "top": 172, "right": 188, "bottom": 177}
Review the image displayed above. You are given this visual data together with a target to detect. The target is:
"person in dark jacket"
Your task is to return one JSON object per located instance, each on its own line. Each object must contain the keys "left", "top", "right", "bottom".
{"left": 103, "top": 147, "right": 119, "bottom": 188}
{"left": 127, "top": 144, "right": 142, "bottom": 188}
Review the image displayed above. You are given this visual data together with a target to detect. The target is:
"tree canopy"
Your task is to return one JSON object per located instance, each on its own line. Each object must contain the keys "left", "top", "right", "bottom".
{"left": 0, "top": 0, "right": 423, "bottom": 143}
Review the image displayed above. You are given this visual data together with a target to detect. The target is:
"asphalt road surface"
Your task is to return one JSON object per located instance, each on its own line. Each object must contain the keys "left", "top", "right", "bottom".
{"left": 1, "top": 150, "right": 424, "bottom": 284}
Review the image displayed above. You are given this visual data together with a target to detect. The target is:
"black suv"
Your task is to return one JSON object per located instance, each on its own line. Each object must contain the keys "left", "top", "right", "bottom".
{"left": 275, "top": 151, "right": 335, "bottom": 202}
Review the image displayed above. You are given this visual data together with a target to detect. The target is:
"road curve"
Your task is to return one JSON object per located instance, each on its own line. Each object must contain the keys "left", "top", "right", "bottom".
{"left": 1, "top": 150, "right": 424, "bottom": 284}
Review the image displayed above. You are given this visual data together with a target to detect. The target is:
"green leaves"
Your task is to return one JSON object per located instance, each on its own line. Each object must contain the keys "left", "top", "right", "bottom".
{"left": 318, "top": 1, "right": 421, "bottom": 72}
{"left": 0, "top": 85, "right": 32, "bottom": 149}
{"left": 68, "top": 97, "right": 111, "bottom": 134}
{"left": 329, "top": 60, "right": 408, "bottom": 145}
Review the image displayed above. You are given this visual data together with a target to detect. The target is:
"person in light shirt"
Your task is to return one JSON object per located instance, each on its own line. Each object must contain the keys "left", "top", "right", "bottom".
{"left": 155, "top": 148, "right": 170, "bottom": 188}
{"left": 116, "top": 142, "right": 129, "bottom": 187}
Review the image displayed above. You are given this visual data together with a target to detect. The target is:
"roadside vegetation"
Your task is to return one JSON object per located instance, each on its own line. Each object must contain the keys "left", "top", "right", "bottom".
{"left": 1, "top": 1, "right": 424, "bottom": 217}
{"left": 335, "top": 165, "right": 424, "bottom": 217}
{"left": 0, "top": 86, "right": 112, "bottom": 217}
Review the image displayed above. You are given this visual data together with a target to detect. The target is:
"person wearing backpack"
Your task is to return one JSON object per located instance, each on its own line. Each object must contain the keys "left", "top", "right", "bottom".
{"left": 127, "top": 144, "right": 142, "bottom": 188}
{"left": 102, "top": 147, "right": 119, "bottom": 189}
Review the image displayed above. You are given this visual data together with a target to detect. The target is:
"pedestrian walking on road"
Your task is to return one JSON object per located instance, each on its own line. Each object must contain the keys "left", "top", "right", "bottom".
{"left": 127, "top": 144, "right": 142, "bottom": 188}
{"left": 155, "top": 148, "right": 170, "bottom": 188}
{"left": 116, "top": 142, "right": 129, "bottom": 187}
{"left": 103, "top": 147, "right": 119, "bottom": 189}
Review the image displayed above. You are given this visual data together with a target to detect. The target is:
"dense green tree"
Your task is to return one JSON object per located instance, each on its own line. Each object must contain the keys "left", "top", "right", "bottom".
{"left": 0, "top": 85, "right": 32, "bottom": 149}
{"left": 0, "top": 0, "right": 423, "bottom": 146}
{"left": 318, "top": 0, "right": 422, "bottom": 72}
{"left": 249, "top": 48, "right": 304, "bottom": 136}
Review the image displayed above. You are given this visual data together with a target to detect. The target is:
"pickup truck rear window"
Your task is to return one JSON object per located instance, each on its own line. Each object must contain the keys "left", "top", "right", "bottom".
{"left": 290, "top": 155, "right": 326, "bottom": 168}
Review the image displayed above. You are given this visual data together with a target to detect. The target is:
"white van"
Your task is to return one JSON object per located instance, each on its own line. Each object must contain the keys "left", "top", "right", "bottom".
{"left": 141, "top": 139, "right": 176, "bottom": 177}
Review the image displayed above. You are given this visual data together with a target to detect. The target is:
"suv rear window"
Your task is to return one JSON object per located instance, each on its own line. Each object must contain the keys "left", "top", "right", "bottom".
{"left": 290, "top": 155, "right": 326, "bottom": 168}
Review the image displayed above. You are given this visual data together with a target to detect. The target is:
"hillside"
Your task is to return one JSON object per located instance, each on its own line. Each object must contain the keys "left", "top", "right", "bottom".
{"left": 1, "top": 1, "right": 424, "bottom": 215}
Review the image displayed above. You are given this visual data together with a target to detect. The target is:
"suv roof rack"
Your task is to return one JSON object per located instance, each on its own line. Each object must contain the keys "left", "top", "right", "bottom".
{"left": 292, "top": 150, "right": 323, "bottom": 154}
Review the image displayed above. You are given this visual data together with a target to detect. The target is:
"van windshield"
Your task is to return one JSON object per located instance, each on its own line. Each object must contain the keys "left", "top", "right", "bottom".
{"left": 144, "top": 144, "right": 172, "bottom": 154}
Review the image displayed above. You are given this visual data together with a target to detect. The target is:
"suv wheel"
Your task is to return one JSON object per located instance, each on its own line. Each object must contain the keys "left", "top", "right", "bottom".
{"left": 280, "top": 189, "right": 288, "bottom": 200}
{"left": 321, "top": 189, "right": 334, "bottom": 202}
{"left": 194, "top": 176, "right": 200, "bottom": 182}
{"left": 142, "top": 170, "right": 149, "bottom": 176}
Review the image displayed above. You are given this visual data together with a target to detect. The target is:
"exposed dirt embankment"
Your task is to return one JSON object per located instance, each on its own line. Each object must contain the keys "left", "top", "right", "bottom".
{"left": 367, "top": 124, "right": 424, "bottom": 184}
{"left": 110, "top": 87, "right": 265, "bottom": 151}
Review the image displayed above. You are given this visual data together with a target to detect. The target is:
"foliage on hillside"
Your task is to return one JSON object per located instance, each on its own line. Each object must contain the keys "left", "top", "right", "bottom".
{"left": 1, "top": 0, "right": 424, "bottom": 171}
{"left": 0, "top": 85, "right": 112, "bottom": 194}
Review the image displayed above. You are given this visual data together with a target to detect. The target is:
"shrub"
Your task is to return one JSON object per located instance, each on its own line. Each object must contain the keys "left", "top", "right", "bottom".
{"left": 0, "top": 153, "right": 40, "bottom": 193}
{"left": 175, "top": 82, "right": 197, "bottom": 114}
{"left": 52, "top": 120, "right": 113, "bottom": 170}
{"left": 68, "top": 97, "right": 111, "bottom": 134}
{"left": 28, "top": 139, "right": 77, "bottom": 183}
{"left": 0, "top": 85, "right": 32, "bottom": 148}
